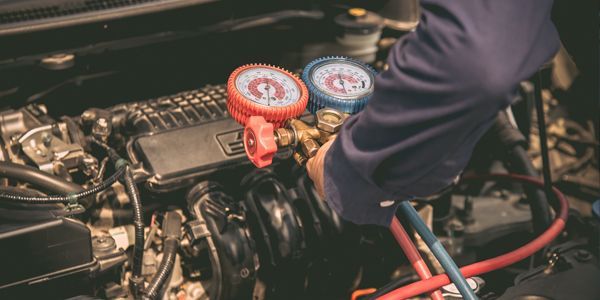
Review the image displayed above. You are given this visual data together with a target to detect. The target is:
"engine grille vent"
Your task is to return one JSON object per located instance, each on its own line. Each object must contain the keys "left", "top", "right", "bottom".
{"left": 0, "top": 0, "right": 161, "bottom": 25}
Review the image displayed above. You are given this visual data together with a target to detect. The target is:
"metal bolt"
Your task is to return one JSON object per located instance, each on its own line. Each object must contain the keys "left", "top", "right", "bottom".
{"left": 92, "top": 235, "right": 116, "bottom": 253}
{"left": 574, "top": 249, "right": 592, "bottom": 262}
{"left": 293, "top": 152, "right": 307, "bottom": 165}
{"left": 316, "top": 108, "right": 345, "bottom": 133}
{"left": 92, "top": 117, "right": 111, "bottom": 140}
{"left": 301, "top": 139, "right": 320, "bottom": 158}
{"left": 96, "top": 118, "right": 108, "bottom": 128}
{"left": 240, "top": 268, "right": 250, "bottom": 278}
{"left": 275, "top": 128, "right": 295, "bottom": 147}
{"left": 41, "top": 132, "right": 53, "bottom": 147}
{"left": 81, "top": 110, "right": 96, "bottom": 122}
{"left": 544, "top": 252, "right": 560, "bottom": 274}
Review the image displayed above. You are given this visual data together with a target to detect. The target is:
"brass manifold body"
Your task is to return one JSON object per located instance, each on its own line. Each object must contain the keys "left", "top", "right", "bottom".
{"left": 273, "top": 108, "right": 348, "bottom": 165}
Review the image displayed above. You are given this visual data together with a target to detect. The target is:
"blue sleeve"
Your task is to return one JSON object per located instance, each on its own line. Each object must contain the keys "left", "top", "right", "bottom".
{"left": 323, "top": 0, "right": 560, "bottom": 226}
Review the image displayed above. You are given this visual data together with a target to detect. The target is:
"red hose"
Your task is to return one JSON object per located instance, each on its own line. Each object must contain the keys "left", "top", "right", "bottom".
{"left": 378, "top": 173, "right": 569, "bottom": 300}
{"left": 390, "top": 217, "right": 444, "bottom": 300}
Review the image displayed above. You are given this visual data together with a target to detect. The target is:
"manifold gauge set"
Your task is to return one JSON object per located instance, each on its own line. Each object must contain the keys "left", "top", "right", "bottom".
{"left": 226, "top": 56, "right": 377, "bottom": 167}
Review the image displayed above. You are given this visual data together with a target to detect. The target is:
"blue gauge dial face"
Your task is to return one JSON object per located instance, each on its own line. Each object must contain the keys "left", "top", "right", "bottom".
{"left": 309, "top": 60, "right": 374, "bottom": 99}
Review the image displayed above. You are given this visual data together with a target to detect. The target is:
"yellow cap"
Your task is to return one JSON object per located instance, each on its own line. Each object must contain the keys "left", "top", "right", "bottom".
{"left": 348, "top": 8, "right": 367, "bottom": 18}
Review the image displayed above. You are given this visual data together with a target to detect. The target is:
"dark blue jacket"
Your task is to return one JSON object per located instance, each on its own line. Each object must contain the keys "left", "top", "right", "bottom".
{"left": 323, "top": 0, "right": 560, "bottom": 226}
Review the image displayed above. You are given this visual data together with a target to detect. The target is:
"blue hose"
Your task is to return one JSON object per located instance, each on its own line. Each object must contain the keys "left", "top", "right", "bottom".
{"left": 398, "top": 201, "right": 478, "bottom": 300}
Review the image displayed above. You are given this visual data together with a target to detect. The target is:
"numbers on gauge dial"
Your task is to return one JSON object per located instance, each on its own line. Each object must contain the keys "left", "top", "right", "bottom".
{"left": 311, "top": 62, "right": 374, "bottom": 99}
{"left": 234, "top": 67, "right": 301, "bottom": 107}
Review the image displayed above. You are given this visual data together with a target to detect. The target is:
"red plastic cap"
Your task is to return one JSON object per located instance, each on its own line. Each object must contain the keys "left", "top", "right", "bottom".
{"left": 244, "top": 116, "right": 277, "bottom": 168}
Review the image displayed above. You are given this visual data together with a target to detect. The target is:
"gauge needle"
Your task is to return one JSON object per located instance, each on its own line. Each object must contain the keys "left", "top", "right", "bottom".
{"left": 265, "top": 78, "right": 271, "bottom": 106}
{"left": 338, "top": 73, "right": 347, "bottom": 94}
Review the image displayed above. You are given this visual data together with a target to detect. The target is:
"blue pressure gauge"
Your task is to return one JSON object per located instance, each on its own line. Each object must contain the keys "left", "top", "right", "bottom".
{"left": 302, "top": 56, "right": 376, "bottom": 114}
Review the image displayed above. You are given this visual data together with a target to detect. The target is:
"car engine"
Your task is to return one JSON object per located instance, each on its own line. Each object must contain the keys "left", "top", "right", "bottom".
{"left": 0, "top": 0, "right": 598, "bottom": 299}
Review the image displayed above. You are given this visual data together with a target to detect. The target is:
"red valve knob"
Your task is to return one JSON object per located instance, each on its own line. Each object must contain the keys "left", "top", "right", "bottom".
{"left": 244, "top": 116, "right": 277, "bottom": 168}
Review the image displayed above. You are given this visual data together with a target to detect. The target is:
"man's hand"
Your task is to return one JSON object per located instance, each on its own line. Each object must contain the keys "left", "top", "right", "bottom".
{"left": 306, "top": 139, "right": 335, "bottom": 199}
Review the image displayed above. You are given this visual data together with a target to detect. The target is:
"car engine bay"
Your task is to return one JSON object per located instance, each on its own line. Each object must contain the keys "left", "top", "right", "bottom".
{"left": 0, "top": 1, "right": 598, "bottom": 299}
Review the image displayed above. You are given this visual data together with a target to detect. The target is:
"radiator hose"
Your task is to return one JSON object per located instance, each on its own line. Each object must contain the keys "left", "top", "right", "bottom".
{"left": 0, "top": 161, "right": 82, "bottom": 194}
{"left": 490, "top": 110, "right": 552, "bottom": 234}
{"left": 0, "top": 161, "right": 124, "bottom": 205}
{"left": 144, "top": 211, "right": 182, "bottom": 300}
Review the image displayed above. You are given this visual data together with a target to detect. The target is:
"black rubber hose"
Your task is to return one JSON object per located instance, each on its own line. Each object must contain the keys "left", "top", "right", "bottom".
{"left": 89, "top": 137, "right": 122, "bottom": 163}
{"left": 366, "top": 275, "right": 418, "bottom": 300}
{"left": 507, "top": 145, "right": 552, "bottom": 233}
{"left": 0, "top": 186, "right": 65, "bottom": 221}
{"left": 144, "top": 212, "right": 182, "bottom": 300}
{"left": 123, "top": 166, "right": 145, "bottom": 282}
{"left": 0, "top": 161, "right": 82, "bottom": 193}
{"left": 534, "top": 73, "right": 555, "bottom": 207}
{"left": 87, "top": 139, "right": 148, "bottom": 297}
{"left": 0, "top": 139, "right": 127, "bottom": 206}
{"left": 145, "top": 239, "right": 177, "bottom": 299}
{"left": 90, "top": 203, "right": 162, "bottom": 223}
{"left": 0, "top": 165, "right": 125, "bottom": 204}
{"left": 491, "top": 110, "right": 552, "bottom": 234}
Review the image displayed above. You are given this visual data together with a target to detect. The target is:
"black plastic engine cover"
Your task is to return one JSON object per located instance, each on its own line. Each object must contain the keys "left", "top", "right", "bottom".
{"left": 499, "top": 241, "right": 600, "bottom": 300}
{"left": 0, "top": 217, "right": 96, "bottom": 299}
{"left": 130, "top": 118, "right": 248, "bottom": 191}
{"left": 119, "top": 85, "right": 250, "bottom": 192}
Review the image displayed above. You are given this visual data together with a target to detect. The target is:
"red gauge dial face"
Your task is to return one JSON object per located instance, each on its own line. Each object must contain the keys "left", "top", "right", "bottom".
{"left": 234, "top": 67, "right": 302, "bottom": 107}
{"left": 310, "top": 61, "right": 374, "bottom": 99}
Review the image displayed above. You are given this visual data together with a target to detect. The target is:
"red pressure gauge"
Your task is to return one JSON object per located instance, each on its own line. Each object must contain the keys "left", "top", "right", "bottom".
{"left": 227, "top": 64, "right": 308, "bottom": 128}
{"left": 227, "top": 64, "right": 309, "bottom": 167}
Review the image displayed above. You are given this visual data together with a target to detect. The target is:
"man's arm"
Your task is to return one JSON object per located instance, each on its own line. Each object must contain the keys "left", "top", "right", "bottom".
{"left": 307, "top": 0, "right": 559, "bottom": 226}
